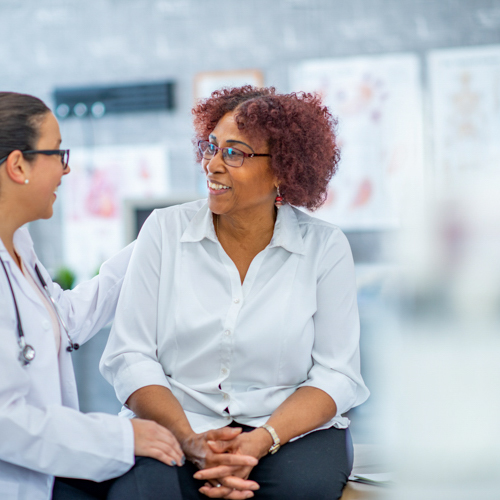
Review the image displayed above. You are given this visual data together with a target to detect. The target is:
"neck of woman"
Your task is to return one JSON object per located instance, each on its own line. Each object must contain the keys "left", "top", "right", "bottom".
{"left": 215, "top": 205, "right": 277, "bottom": 249}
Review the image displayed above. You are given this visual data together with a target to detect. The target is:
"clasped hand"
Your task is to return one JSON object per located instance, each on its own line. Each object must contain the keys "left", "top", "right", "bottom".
{"left": 183, "top": 427, "right": 270, "bottom": 499}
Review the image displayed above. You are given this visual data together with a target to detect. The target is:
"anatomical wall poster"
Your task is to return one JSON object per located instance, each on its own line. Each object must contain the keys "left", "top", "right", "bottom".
{"left": 290, "top": 54, "right": 423, "bottom": 230}
{"left": 428, "top": 44, "right": 500, "bottom": 192}
{"left": 61, "top": 144, "right": 169, "bottom": 280}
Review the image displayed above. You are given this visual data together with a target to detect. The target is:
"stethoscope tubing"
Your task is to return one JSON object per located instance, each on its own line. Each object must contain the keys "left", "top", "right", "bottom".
{"left": 34, "top": 265, "right": 71, "bottom": 334}
{"left": 33, "top": 264, "right": 79, "bottom": 352}
{"left": 0, "top": 256, "right": 34, "bottom": 365}
{"left": 0, "top": 254, "right": 79, "bottom": 366}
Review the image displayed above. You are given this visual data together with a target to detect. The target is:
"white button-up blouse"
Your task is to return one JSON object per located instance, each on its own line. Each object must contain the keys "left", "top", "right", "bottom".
{"left": 100, "top": 199, "right": 369, "bottom": 435}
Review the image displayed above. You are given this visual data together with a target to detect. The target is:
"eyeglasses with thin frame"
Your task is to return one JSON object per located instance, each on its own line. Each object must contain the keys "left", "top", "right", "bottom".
{"left": 0, "top": 149, "right": 70, "bottom": 170}
{"left": 198, "top": 140, "right": 271, "bottom": 168}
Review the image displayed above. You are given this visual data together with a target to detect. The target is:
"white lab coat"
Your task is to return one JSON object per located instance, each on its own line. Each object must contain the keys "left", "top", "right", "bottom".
{"left": 0, "top": 227, "right": 135, "bottom": 500}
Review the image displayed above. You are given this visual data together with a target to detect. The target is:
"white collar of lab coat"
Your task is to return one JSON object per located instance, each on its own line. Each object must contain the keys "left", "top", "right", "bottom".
{"left": 0, "top": 226, "right": 44, "bottom": 309}
{"left": 0, "top": 226, "right": 37, "bottom": 269}
{"left": 180, "top": 201, "right": 306, "bottom": 255}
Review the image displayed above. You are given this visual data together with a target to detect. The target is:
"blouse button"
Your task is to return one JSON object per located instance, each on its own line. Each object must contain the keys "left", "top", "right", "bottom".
{"left": 233, "top": 298, "right": 240, "bottom": 304}
{"left": 221, "top": 368, "right": 228, "bottom": 375}
{"left": 223, "top": 393, "right": 230, "bottom": 400}
{"left": 224, "top": 330, "right": 231, "bottom": 336}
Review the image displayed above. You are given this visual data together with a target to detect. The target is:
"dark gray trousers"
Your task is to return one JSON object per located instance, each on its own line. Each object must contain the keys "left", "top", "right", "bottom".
{"left": 177, "top": 425, "right": 353, "bottom": 500}
{"left": 53, "top": 425, "right": 352, "bottom": 500}
{"left": 52, "top": 457, "right": 183, "bottom": 500}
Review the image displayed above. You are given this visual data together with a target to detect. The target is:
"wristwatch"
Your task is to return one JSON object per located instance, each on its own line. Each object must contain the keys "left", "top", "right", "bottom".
{"left": 261, "top": 424, "right": 281, "bottom": 454}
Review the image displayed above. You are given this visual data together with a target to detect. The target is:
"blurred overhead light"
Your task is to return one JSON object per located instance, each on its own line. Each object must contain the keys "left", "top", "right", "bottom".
{"left": 56, "top": 103, "right": 70, "bottom": 118}
{"left": 91, "top": 101, "right": 106, "bottom": 118}
{"left": 73, "top": 103, "right": 88, "bottom": 117}
{"left": 53, "top": 81, "right": 175, "bottom": 119}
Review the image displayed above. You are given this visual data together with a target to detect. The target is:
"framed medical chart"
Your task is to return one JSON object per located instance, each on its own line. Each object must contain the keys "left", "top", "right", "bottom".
{"left": 61, "top": 144, "right": 170, "bottom": 280}
{"left": 290, "top": 54, "right": 424, "bottom": 230}
{"left": 428, "top": 44, "right": 500, "bottom": 192}
{"left": 194, "top": 69, "right": 264, "bottom": 101}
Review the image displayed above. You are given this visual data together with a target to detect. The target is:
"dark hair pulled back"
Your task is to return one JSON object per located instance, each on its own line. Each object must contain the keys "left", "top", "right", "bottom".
{"left": 0, "top": 92, "right": 51, "bottom": 163}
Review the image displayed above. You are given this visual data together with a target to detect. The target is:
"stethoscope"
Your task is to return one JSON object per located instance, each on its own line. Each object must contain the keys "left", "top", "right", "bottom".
{"left": 0, "top": 255, "right": 79, "bottom": 366}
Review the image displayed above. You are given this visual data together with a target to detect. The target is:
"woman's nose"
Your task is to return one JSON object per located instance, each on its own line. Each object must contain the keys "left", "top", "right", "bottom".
{"left": 205, "top": 152, "right": 226, "bottom": 173}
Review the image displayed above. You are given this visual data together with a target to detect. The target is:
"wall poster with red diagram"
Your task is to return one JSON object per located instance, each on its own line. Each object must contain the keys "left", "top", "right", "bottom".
{"left": 290, "top": 54, "right": 424, "bottom": 231}
{"left": 61, "top": 144, "right": 170, "bottom": 281}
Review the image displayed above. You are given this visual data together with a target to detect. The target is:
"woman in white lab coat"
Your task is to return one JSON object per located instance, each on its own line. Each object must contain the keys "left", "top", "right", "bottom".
{"left": 0, "top": 92, "right": 187, "bottom": 500}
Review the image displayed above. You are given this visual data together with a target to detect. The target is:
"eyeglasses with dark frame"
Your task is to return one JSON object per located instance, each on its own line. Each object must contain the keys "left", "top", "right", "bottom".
{"left": 0, "top": 149, "right": 70, "bottom": 170}
{"left": 198, "top": 140, "right": 271, "bottom": 168}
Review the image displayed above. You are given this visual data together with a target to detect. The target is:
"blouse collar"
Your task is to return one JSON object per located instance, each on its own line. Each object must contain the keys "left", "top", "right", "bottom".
{"left": 180, "top": 201, "right": 306, "bottom": 255}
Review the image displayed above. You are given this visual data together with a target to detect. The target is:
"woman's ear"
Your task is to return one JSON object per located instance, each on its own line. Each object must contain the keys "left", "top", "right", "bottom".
{"left": 4, "top": 151, "right": 30, "bottom": 185}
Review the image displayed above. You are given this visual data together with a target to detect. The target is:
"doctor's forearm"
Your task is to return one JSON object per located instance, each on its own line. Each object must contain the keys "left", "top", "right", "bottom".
{"left": 126, "top": 385, "right": 195, "bottom": 442}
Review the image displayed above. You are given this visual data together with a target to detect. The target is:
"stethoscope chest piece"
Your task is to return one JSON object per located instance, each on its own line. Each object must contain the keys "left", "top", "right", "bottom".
{"left": 1, "top": 255, "right": 80, "bottom": 367}
{"left": 19, "top": 339, "right": 36, "bottom": 366}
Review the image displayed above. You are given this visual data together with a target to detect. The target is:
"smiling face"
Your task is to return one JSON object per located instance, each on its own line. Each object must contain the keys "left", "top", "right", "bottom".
{"left": 203, "top": 111, "right": 277, "bottom": 219}
{"left": 25, "top": 112, "right": 70, "bottom": 220}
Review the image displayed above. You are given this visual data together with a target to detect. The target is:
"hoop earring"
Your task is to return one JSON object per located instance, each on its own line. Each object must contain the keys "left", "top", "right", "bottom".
{"left": 275, "top": 186, "right": 284, "bottom": 208}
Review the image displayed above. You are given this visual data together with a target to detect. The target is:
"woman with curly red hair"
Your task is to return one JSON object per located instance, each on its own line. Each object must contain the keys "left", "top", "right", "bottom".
{"left": 101, "top": 86, "right": 369, "bottom": 500}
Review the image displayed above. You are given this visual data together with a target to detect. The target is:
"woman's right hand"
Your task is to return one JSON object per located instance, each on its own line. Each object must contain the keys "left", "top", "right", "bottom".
{"left": 181, "top": 427, "right": 258, "bottom": 471}
{"left": 131, "top": 418, "right": 185, "bottom": 467}
{"left": 181, "top": 427, "right": 259, "bottom": 498}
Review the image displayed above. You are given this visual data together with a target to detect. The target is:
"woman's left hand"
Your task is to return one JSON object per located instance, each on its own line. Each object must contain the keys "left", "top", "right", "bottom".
{"left": 194, "top": 428, "right": 273, "bottom": 498}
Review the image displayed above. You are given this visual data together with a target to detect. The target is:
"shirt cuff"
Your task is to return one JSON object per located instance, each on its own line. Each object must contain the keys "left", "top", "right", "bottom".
{"left": 299, "top": 363, "right": 360, "bottom": 416}
{"left": 109, "top": 416, "right": 135, "bottom": 478}
{"left": 113, "top": 359, "right": 172, "bottom": 405}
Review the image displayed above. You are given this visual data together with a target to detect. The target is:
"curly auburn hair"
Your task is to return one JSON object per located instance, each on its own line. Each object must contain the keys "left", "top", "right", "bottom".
{"left": 192, "top": 85, "right": 340, "bottom": 210}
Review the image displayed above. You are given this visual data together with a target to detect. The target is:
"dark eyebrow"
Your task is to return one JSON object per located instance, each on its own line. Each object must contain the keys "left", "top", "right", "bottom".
{"left": 226, "top": 139, "right": 255, "bottom": 153}
{"left": 209, "top": 134, "right": 255, "bottom": 153}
